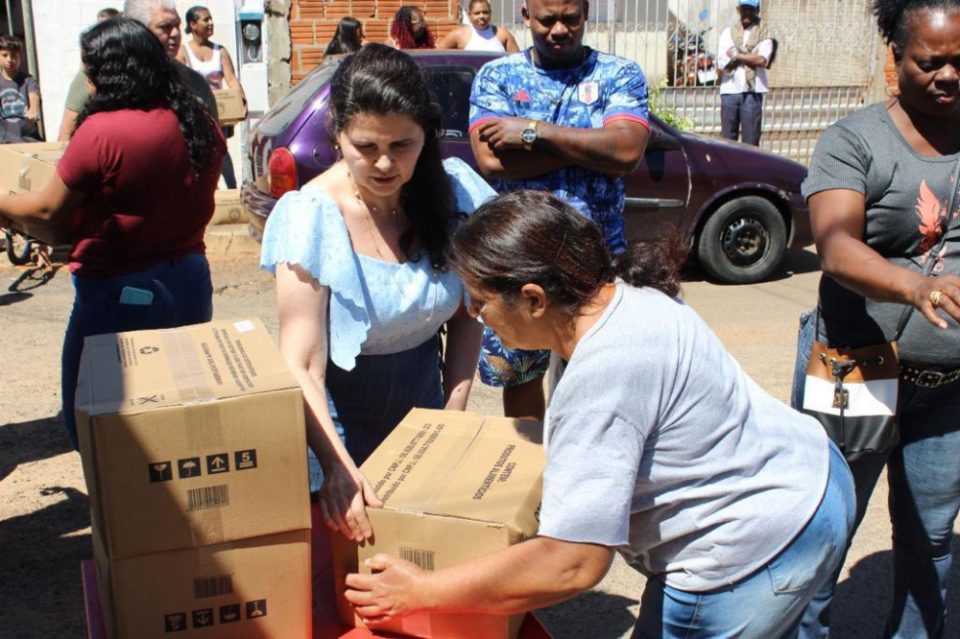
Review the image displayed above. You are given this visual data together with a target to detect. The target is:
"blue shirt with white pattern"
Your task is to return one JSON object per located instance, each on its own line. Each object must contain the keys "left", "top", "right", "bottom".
{"left": 469, "top": 48, "right": 649, "bottom": 253}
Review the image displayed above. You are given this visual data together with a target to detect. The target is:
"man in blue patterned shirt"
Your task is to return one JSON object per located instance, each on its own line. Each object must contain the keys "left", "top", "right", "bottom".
{"left": 469, "top": 0, "right": 650, "bottom": 418}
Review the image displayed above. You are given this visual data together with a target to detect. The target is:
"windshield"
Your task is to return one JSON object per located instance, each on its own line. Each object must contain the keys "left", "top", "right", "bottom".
{"left": 257, "top": 60, "right": 342, "bottom": 137}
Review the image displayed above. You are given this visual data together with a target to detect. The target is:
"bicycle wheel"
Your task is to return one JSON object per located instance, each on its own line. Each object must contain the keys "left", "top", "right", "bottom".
{"left": 4, "top": 228, "right": 35, "bottom": 265}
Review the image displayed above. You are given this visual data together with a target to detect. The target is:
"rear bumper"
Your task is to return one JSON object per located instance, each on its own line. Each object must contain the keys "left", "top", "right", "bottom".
{"left": 241, "top": 180, "right": 278, "bottom": 238}
{"left": 788, "top": 191, "right": 812, "bottom": 249}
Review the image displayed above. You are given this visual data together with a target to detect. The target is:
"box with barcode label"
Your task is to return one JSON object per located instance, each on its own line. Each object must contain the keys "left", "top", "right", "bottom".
{"left": 332, "top": 408, "right": 545, "bottom": 639}
{"left": 75, "top": 318, "right": 311, "bottom": 558}
{"left": 94, "top": 529, "right": 310, "bottom": 639}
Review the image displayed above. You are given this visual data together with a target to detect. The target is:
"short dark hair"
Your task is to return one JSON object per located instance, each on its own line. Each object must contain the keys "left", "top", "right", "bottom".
{"left": 329, "top": 44, "right": 454, "bottom": 270}
{"left": 97, "top": 7, "right": 122, "bottom": 20}
{"left": 873, "top": 0, "right": 960, "bottom": 51}
{"left": 448, "top": 191, "right": 687, "bottom": 318}
{"left": 0, "top": 35, "right": 23, "bottom": 55}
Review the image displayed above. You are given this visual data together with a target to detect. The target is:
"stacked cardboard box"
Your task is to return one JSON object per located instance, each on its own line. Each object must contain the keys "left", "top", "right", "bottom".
{"left": 75, "top": 319, "right": 312, "bottom": 639}
{"left": 332, "top": 408, "right": 546, "bottom": 639}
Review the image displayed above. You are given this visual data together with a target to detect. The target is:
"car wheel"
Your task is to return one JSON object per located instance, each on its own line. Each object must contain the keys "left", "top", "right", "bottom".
{"left": 696, "top": 196, "right": 787, "bottom": 284}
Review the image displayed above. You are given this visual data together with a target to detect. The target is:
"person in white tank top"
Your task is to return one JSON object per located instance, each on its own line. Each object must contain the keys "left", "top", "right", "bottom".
{"left": 178, "top": 5, "right": 246, "bottom": 189}
{"left": 438, "top": 0, "right": 520, "bottom": 53}
{"left": 178, "top": 6, "right": 244, "bottom": 94}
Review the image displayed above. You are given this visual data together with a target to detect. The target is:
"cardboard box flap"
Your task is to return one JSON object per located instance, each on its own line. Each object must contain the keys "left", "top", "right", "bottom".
{"left": 361, "top": 409, "right": 544, "bottom": 534}
{"left": 75, "top": 319, "right": 297, "bottom": 416}
{"left": 0, "top": 141, "right": 65, "bottom": 193}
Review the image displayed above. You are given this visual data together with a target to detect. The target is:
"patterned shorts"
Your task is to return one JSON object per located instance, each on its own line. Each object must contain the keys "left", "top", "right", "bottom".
{"left": 478, "top": 326, "right": 551, "bottom": 387}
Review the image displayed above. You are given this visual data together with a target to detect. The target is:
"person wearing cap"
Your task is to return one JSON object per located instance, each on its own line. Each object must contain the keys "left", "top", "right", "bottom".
{"left": 717, "top": 0, "right": 773, "bottom": 146}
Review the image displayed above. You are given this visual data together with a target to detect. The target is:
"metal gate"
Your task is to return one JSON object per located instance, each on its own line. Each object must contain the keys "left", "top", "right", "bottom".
{"left": 482, "top": 0, "right": 885, "bottom": 164}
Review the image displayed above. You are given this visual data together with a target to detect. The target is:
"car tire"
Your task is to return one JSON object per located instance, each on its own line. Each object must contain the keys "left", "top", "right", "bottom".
{"left": 696, "top": 196, "right": 787, "bottom": 284}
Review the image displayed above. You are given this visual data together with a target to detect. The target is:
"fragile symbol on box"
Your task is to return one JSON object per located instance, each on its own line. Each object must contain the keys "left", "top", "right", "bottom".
{"left": 220, "top": 603, "right": 242, "bottom": 623}
{"left": 178, "top": 457, "right": 201, "bottom": 479}
{"left": 235, "top": 449, "right": 258, "bottom": 470}
{"left": 246, "top": 599, "right": 267, "bottom": 618}
{"left": 192, "top": 609, "right": 214, "bottom": 628}
{"left": 149, "top": 461, "right": 173, "bottom": 483}
{"left": 164, "top": 612, "right": 186, "bottom": 632}
{"left": 206, "top": 453, "right": 229, "bottom": 474}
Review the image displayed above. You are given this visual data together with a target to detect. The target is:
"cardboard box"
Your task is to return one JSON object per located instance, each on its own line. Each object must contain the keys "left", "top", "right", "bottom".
{"left": 0, "top": 142, "right": 69, "bottom": 244}
{"left": 209, "top": 188, "right": 245, "bottom": 225}
{"left": 333, "top": 409, "right": 545, "bottom": 639}
{"left": 75, "top": 319, "right": 311, "bottom": 558}
{"left": 214, "top": 89, "right": 247, "bottom": 125}
{"left": 0, "top": 141, "right": 64, "bottom": 193}
{"left": 94, "top": 529, "right": 311, "bottom": 639}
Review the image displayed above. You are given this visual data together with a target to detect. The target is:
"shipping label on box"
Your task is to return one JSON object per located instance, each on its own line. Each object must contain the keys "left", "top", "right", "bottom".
{"left": 75, "top": 319, "right": 311, "bottom": 558}
{"left": 214, "top": 89, "right": 247, "bottom": 125}
{"left": 333, "top": 408, "right": 545, "bottom": 639}
{"left": 95, "top": 529, "right": 311, "bottom": 639}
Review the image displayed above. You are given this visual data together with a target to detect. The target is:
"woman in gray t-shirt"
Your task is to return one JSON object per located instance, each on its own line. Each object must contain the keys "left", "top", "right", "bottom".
{"left": 798, "top": 2, "right": 960, "bottom": 636}
{"left": 342, "top": 191, "right": 855, "bottom": 638}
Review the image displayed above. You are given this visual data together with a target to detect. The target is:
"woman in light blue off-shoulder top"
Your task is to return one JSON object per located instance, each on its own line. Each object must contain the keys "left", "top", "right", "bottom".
{"left": 260, "top": 44, "right": 494, "bottom": 543}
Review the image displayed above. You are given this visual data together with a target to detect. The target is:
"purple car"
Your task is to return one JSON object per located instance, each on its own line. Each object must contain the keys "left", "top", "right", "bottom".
{"left": 242, "top": 51, "right": 811, "bottom": 284}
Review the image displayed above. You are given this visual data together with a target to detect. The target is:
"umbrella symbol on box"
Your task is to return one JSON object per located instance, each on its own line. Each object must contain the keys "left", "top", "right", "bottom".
{"left": 178, "top": 458, "right": 201, "bottom": 478}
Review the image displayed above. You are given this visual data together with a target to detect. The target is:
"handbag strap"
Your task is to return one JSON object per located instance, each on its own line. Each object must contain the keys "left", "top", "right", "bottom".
{"left": 891, "top": 152, "right": 960, "bottom": 340}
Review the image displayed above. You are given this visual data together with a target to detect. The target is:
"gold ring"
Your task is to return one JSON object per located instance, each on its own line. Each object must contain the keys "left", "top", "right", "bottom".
{"left": 930, "top": 290, "right": 943, "bottom": 307}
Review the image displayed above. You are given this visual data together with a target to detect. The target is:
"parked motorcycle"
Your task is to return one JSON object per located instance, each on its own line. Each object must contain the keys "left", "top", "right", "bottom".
{"left": 671, "top": 27, "right": 718, "bottom": 87}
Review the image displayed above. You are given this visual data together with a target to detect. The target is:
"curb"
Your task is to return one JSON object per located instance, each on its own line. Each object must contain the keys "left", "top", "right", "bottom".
{"left": 204, "top": 223, "right": 261, "bottom": 258}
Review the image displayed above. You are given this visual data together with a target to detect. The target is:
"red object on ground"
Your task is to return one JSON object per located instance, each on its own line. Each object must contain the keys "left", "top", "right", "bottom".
{"left": 83, "top": 506, "right": 552, "bottom": 639}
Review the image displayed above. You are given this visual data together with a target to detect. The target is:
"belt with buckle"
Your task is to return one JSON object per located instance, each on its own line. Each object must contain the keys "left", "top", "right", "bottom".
{"left": 899, "top": 364, "right": 960, "bottom": 388}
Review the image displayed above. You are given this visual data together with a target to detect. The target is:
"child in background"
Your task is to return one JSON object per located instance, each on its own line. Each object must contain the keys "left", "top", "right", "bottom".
{"left": 0, "top": 35, "right": 41, "bottom": 143}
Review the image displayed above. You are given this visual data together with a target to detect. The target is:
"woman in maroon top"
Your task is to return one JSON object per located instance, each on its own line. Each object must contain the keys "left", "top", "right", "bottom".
{"left": 0, "top": 18, "right": 225, "bottom": 448}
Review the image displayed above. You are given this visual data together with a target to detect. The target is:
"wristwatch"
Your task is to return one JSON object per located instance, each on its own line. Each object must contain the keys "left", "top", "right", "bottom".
{"left": 521, "top": 120, "right": 539, "bottom": 151}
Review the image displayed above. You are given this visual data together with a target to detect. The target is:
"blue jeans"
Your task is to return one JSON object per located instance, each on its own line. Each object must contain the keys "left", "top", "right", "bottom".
{"left": 61, "top": 253, "right": 213, "bottom": 448}
{"left": 308, "top": 336, "right": 444, "bottom": 492}
{"left": 721, "top": 92, "right": 764, "bottom": 146}
{"left": 634, "top": 443, "right": 855, "bottom": 639}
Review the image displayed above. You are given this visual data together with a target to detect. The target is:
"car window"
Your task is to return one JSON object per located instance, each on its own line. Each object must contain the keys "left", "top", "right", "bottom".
{"left": 257, "top": 60, "right": 341, "bottom": 137}
{"left": 422, "top": 66, "right": 476, "bottom": 140}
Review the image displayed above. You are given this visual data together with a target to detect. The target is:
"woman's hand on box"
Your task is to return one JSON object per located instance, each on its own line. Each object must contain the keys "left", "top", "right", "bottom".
{"left": 344, "top": 554, "right": 425, "bottom": 624}
{"left": 318, "top": 461, "right": 383, "bottom": 543}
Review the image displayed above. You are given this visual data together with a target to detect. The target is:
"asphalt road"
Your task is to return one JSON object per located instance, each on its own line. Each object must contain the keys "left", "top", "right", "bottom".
{"left": 1, "top": 234, "right": 958, "bottom": 638}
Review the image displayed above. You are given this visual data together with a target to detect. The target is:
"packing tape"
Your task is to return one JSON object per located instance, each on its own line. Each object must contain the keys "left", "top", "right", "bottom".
{"left": 395, "top": 417, "right": 488, "bottom": 516}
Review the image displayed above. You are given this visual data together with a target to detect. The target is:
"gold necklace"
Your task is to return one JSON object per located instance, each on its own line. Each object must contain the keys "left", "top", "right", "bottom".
{"left": 351, "top": 176, "right": 400, "bottom": 261}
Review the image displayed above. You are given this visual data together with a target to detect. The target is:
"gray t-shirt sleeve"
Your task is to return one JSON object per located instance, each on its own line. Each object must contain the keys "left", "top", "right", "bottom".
{"left": 538, "top": 410, "right": 643, "bottom": 547}
{"left": 801, "top": 123, "right": 869, "bottom": 201}
{"left": 64, "top": 69, "right": 90, "bottom": 112}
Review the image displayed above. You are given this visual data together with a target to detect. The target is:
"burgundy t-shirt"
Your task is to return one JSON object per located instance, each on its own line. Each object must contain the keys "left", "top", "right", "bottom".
{"left": 57, "top": 108, "right": 225, "bottom": 276}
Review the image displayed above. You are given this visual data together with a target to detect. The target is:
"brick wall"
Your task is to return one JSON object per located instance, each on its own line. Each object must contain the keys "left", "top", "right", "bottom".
{"left": 289, "top": 0, "right": 463, "bottom": 83}
{"left": 885, "top": 46, "right": 898, "bottom": 96}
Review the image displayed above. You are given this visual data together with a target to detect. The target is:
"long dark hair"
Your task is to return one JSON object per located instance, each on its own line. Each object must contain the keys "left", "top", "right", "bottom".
{"left": 391, "top": 6, "right": 435, "bottom": 49}
{"left": 76, "top": 18, "right": 221, "bottom": 177}
{"left": 448, "top": 191, "right": 687, "bottom": 317}
{"left": 874, "top": 0, "right": 960, "bottom": 52}
{"left": 329, "top": 44, "right": 454, "bottom": 270}
{"left": 325, "top": 17, "right": 364, "bottom": 55}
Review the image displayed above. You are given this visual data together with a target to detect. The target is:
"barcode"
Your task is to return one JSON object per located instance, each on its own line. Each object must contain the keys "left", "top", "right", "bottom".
{"left": 186, "top": 484, "right": 229, "bottom": 511}
{"left": 193, "top": 575, "right": 234, "bottom": 599}
{"left": 399, "top": 547, "right": 435, "bottom": 571}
